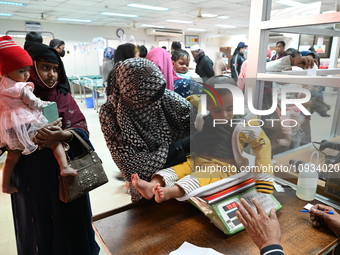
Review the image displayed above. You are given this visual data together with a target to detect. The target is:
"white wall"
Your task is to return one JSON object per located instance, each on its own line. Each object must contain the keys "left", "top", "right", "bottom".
{"left": 199, "top": 35, "right": 221, "bottom": 64}
{"left": 220, "top": 34, "right": 249, "bottom": 50}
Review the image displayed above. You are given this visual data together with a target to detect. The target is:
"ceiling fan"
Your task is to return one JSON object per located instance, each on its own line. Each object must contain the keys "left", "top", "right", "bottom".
{"left": 186, "top": 8, "right": 225, "bottom": 21}
{"left": 40, "top": 13, "right": 56, "bottom": 20}
{"left": 128, "top": 22, "right": 137, "bottom": 30}
{"left": 13, "top": 11, "right": 55, "bottom": 21}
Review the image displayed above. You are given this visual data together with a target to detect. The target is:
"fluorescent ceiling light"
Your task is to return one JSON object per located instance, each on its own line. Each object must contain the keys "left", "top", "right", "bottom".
{"left": 201, "top": 14, "right": 217, "bottom": 18}
{"left": 276, "top": 0, "right": 304, "bottom": 7}
{"left": 127, "top": 3, "right": 170, "bottom": 11}
{"left": 0, "top": 1, "right": 26, "bottom": 6}
{"left": 165, "top": 19, "right": 193, "bottom": 24}
{"left": 57, "top": 18, "right": 93, "bottom": 22}
{"left": 187, "top": 28, "right": 206, "bottom": 31}
{"left": 217, "top": 16, "right": 230, "bottom": 19}
{"left": 100, "top": 12, "right": 138, "bottom": 17}
{"left": 0, "top": 12, "right": 12, "bottom": 16}
{"left": 215, "top": 24, "right": 236, "bottom": 28}
{"left": 141, "top": 24, "right": 166, "bottom": 28}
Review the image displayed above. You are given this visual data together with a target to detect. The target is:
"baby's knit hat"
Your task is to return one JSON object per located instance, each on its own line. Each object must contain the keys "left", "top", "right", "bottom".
{"left": 0, "top": 36, "right": 33, "bottom": 75}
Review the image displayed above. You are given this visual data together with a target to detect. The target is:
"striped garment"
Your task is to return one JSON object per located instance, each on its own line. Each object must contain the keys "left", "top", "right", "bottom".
{"left": 261, "top": 244, "right": 284, "bottom": 255}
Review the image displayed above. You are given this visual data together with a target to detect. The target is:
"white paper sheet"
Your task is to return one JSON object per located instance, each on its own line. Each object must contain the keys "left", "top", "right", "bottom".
{"left": 169, "top": 242, "right": 225, "bottom": 255}
{"left": 307, "top": 64, "right": 318, "bottom": 76}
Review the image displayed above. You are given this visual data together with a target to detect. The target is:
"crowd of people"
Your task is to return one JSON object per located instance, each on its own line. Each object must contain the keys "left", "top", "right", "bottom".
{"left": 0, "top": 34, "right": 337, "bottom": 255}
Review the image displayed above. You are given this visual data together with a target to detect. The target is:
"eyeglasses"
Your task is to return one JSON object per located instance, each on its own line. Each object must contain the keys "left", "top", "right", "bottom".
{"left": 58, "top": 46, "right": 65, "bottom": 51}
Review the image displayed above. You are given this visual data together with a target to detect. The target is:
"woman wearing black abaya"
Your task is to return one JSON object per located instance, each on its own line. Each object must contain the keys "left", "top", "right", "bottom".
{"left": 10, "top": 42, "right": 99, "bottom": 255}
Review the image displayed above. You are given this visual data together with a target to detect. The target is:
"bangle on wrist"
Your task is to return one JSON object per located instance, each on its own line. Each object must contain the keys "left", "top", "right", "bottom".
{"left": 65, "top": 131, "right": 74, "bottom": 143}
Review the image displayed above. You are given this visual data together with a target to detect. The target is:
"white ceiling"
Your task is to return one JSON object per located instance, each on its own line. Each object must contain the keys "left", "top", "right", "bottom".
{"left": 0, "top": 0, "right": 338, "bottom": 35}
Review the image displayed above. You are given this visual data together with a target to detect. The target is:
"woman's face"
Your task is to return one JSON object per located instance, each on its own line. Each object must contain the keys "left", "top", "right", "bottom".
{"left": 172, "top": 56, "right": 189, "bottom": 74}
{"left": 36, "top": 61, "right": 59, "bottom": 87}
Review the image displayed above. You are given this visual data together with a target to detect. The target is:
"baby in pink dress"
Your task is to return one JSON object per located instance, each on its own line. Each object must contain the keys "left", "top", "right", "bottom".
{"left": 0, "top": 36, "right": 76, "bottom": 194}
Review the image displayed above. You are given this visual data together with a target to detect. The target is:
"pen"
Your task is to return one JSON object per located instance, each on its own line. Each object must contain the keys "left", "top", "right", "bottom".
{"left": 300, "top": 210, "right": 334, "bottom": 214}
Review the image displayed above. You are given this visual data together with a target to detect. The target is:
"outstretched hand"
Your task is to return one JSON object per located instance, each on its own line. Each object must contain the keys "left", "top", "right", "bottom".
{"left": 309, "top": 204, "right": 340, "bottom": 236}
{"left": 236, "top": 198, "right": 281, "bottom": 250}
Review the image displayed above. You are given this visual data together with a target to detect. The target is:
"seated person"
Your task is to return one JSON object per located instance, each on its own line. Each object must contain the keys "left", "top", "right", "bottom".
{"left": 132, "top": 76, "right": 274, "bottom": 203}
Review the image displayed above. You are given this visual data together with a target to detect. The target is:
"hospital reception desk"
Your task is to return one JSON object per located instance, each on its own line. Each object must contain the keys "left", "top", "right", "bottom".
{"left": 93, "top": 188, "right": 339, "bottom": 255}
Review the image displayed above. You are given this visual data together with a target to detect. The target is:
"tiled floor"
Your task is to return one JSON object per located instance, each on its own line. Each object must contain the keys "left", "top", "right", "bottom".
{"left": 0, "top": 94, "right": 131, "bottom": 255}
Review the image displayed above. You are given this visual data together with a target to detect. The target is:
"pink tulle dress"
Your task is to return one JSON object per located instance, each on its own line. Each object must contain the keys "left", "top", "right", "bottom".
{"left": 0, "top": 76, "right": 48, "bottom": 155}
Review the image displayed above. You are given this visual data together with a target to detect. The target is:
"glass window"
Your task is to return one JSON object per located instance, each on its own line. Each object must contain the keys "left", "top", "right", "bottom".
{"left": 258, "top": 81, "right": 338, "bottom": 156}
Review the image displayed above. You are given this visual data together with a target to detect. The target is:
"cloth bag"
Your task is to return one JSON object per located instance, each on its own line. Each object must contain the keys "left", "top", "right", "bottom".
{"left": 59, "top": 130, "right": 108, "bottom": 203}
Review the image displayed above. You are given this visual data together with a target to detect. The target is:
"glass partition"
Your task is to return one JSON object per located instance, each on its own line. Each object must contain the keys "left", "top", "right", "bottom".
{"left": 270, "top": 0, "right": 338, "bottom": 18}
{"left": 257, "top": 80, "right": 339, "bottom": 156}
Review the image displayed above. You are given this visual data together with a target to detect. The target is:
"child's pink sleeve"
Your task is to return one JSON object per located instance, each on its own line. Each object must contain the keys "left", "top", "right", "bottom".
{"left": 21, "top": 85, "right": 48, "bottom": 111}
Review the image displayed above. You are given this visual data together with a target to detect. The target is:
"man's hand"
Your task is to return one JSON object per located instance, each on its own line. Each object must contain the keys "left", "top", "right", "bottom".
{"left": 236, "top": 198, "right": 281, "bottom": 250}
{"left": 309, "top": 204, "right": 340, "bottom": 236}
{"left": 291, "top": 56, "right": 316, "bottom": 69}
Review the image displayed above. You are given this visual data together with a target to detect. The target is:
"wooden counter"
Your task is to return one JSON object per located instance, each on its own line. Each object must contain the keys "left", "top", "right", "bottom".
{"left": 93, "top": 188, "right": 338, "bottom": 255}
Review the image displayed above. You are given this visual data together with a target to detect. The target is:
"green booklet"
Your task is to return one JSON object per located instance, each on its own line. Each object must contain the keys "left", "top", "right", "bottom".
{"left": 42, "top": 102, "right": 59, "bottom": 123}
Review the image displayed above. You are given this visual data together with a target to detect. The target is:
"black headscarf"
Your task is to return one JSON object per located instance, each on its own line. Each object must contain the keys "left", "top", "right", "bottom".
{"left": 25, "top": 42, "right": 70, "bottom": 95}
{"left": 25, "top": 41, "right": 87, "bottom": 132}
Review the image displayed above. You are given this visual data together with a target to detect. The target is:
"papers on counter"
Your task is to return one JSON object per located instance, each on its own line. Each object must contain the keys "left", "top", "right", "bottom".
{"left": 169, "top": 242, "right": 224, "bottom": 255}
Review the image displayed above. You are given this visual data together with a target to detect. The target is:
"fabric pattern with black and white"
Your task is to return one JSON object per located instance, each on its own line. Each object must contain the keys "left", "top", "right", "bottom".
{"left": 99, "top": 58, "right": 194, "bottom": 201}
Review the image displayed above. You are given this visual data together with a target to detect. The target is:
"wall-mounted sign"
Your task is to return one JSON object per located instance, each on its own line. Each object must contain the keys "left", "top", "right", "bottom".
{"left": 185, "top": 35, "right": 199, "bottom": 48}
{"left": 25, "top": 22, "right": 41, "bottom": 31}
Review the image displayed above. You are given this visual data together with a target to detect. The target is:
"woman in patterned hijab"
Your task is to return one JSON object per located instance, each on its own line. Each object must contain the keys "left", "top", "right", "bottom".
{"left": 100, "top": 58, "right": 195, "bottom": 201}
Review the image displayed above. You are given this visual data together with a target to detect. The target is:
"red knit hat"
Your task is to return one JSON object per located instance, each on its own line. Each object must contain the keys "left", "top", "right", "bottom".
{"left": 0, "top": 36, "right": 33, "bottom": 75}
